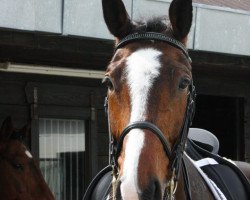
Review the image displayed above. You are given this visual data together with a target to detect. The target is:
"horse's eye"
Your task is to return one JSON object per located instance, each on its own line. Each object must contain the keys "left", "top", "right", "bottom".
{"left": 102, "top": 76, "right": 114, "bottom": 90}
{"left": 179, "top": 77, "right": 191, "bottom": 90}
{"left": 12, "top": 162, "right": 24, "bottom": 170}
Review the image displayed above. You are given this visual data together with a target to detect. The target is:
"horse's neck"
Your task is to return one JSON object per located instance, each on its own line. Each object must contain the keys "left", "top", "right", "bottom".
{"left": 175, "top": 155, "right": 214, "bottom": 200}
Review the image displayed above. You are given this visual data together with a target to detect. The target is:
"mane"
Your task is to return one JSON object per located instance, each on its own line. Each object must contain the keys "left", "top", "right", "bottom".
{"left": 133, "top": 16, "right": 173, "bottom": 35}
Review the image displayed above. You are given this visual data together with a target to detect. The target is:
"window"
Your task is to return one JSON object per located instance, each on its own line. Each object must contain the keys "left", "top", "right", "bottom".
{"left": 26, "top": 82, "right": 97, "bottom": 199}
{"left": 39, "top": 118, "right": 85, "bottom": 200}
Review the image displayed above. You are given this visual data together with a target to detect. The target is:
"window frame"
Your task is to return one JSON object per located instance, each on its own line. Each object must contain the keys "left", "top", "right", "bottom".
{"left": 25, "top": 82, "right": 98, "bottom": 194}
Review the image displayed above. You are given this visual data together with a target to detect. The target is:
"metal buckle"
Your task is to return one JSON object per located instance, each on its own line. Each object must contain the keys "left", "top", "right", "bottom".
{"left": 104, "top": 96, "right": 108, "bottom": 116}
{"left": 111, "top": 165, "right": 117, "bottom": 200}
{"left": 166, "top": 168, "right": 178, "bottom": 200}
{"left": 111, "top": 164, "right": 120, "bottom": 200}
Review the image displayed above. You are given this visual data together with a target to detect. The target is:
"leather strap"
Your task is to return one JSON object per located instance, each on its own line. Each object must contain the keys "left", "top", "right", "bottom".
{"left": 115, "top": 32, "right": 192, "bottom": 63}
{"left": 115, "top": 121, "right": 172, "bottom": 164}
{"left": 182, "top": 158, "right": 192, "bottom": 200}
{"left": 108, "top": 82, "right": 196, "bottom": 174}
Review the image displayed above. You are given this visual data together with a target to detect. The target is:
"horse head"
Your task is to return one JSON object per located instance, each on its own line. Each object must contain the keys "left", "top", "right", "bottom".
{"left": 0, "top": 117, "right": 55, "bottom": 200}
{"left": 102, "top": 0, "right": 194, "bottom": 199}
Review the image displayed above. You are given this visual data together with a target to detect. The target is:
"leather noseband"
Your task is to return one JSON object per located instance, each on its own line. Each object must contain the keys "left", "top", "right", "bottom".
{"left": 115, "top": 121, "right": 172, "bottom": 164}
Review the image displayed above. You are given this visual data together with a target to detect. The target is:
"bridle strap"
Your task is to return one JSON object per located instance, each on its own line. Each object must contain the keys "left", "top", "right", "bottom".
{"left": 104, "top": 31, "right": 196, "bottom": 199}
{"left": 115, "top": 121, "right": 172, "bottom": 164}
{"left": 108, "top": 82, "right": 196, "bottom": 174}
{"left": 171, "top": 83, "right": 196, "bottom": 175}
{"left": 182, "top": 157, "right": 192, "bottom": 200}
{"left": 104, "top": 96, "right": 116, "bottom": 166}
{"left": 115, "top": 32, "right": 192, "bottom": 63}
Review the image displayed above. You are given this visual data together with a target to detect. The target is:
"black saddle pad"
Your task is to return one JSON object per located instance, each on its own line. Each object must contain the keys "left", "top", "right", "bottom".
{"left": 186, "top": 139, "right": 250, "bottom": 200}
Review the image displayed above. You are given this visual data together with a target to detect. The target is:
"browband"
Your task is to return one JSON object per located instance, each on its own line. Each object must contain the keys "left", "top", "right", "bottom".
{"left": 115, "top": 32, "right": 192, "bottom": 63}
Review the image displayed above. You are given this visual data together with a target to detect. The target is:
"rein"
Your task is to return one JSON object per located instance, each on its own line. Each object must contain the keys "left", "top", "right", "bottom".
{"left": 104, "top": 32, "right": 196, "bottom": 200}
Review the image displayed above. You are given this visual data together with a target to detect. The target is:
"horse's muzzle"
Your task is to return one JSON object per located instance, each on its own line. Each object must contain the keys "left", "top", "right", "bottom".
{"left": 140, "top": 178, "right": 162, "bottom": 200}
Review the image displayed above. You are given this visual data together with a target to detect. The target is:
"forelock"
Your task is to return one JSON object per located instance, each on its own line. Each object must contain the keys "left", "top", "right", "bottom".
{"left": 133, "top": 16, "right": 172, "bottom": 35}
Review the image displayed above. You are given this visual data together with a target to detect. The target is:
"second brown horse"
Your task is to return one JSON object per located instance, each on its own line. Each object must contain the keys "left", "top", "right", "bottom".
{"left": 0, "top": 117, "right": 55, "bottom": 200}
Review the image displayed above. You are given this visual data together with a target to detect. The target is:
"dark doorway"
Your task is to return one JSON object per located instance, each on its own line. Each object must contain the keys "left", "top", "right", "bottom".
{"left": 192, "top": 95, "right": 244, "bottom": 160}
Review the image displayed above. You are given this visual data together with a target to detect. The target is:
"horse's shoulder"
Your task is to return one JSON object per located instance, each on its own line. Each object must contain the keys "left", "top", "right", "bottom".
{"left": 183, "top": 154, "right": 214, "bottom": 200}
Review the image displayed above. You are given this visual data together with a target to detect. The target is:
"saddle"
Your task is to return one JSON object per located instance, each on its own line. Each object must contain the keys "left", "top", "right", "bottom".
{"left": 186, "top": 140, "right": 250, "bottom": 200}
{"left": 188, "top": 128, "right": 219, "bottom": 154}
{"left": 83, "top": 129, "right": 250, "bottom": 200}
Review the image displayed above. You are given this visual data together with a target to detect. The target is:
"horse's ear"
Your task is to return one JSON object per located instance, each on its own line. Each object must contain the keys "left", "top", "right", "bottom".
{"left": 169, "top": 0, "right": 193, "bottom": 44}
{"left": 102, "top": 0, "right": 133, "bottom": 39}
{"left": 20, "top": 124, "right": 31, "bottom": 139}
{"left": 17, "top": 124, "right": 31, "bottom": 146}
{"left": 0, "top": 117, "right": 13, "bottom": 140}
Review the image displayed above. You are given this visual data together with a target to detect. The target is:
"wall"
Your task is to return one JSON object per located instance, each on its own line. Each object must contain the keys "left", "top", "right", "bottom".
{"left": 0, "top": 0, "right": 250, "bottom": 56}
{"left": 0, "top": 72, "right": 108, "bottom": 183}
{"left": 191, "top": 53, "right": 250, "bottom": 161}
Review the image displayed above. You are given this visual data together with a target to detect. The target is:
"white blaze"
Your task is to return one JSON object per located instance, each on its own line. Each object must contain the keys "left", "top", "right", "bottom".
{"left": 25, "top": 150, "right": 33, "bottom": 158}
{"left": 120, "top": 48, "right": 162, "bottom": 199}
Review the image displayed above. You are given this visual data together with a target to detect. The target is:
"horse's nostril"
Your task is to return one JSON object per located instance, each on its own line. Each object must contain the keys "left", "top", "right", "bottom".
{"left": 140, "top": 179, "right": 161, "bottom": 200}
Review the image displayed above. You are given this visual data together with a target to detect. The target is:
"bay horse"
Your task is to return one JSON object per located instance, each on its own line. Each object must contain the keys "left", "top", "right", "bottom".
{"left": 0, "top": 117, "right": 55, "bottom": 200}
{"left": 95, "top": 0, "right": 250, "bottom": 199}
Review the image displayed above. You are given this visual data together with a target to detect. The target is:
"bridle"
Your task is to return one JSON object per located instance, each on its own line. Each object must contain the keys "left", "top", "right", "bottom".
{"left": 104, "top": 32, "right": 196, "bottom": 200}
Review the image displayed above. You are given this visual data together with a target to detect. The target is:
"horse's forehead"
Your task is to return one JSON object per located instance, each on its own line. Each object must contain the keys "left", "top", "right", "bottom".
{"left": 110, "top": 44, "right": 191, "bottom": 76}
{"left": 124, "top": 48, "right": 163, "bottom": 79}
{"left": 5, "top": 141, "right": 31, "bottom": 158}
{"left": 126, "top": 48, "right": 162, "bottom": 68}
{"left": 124, "top": 48, "right": 162, "bottom": 84}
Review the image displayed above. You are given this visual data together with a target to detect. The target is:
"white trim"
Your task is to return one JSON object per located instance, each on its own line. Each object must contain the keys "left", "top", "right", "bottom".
{"left": 0, "top": 62, "right": 105, "bottom": 79}
{"left": 195, "top": 158, "right": 218, "bottom": 168}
